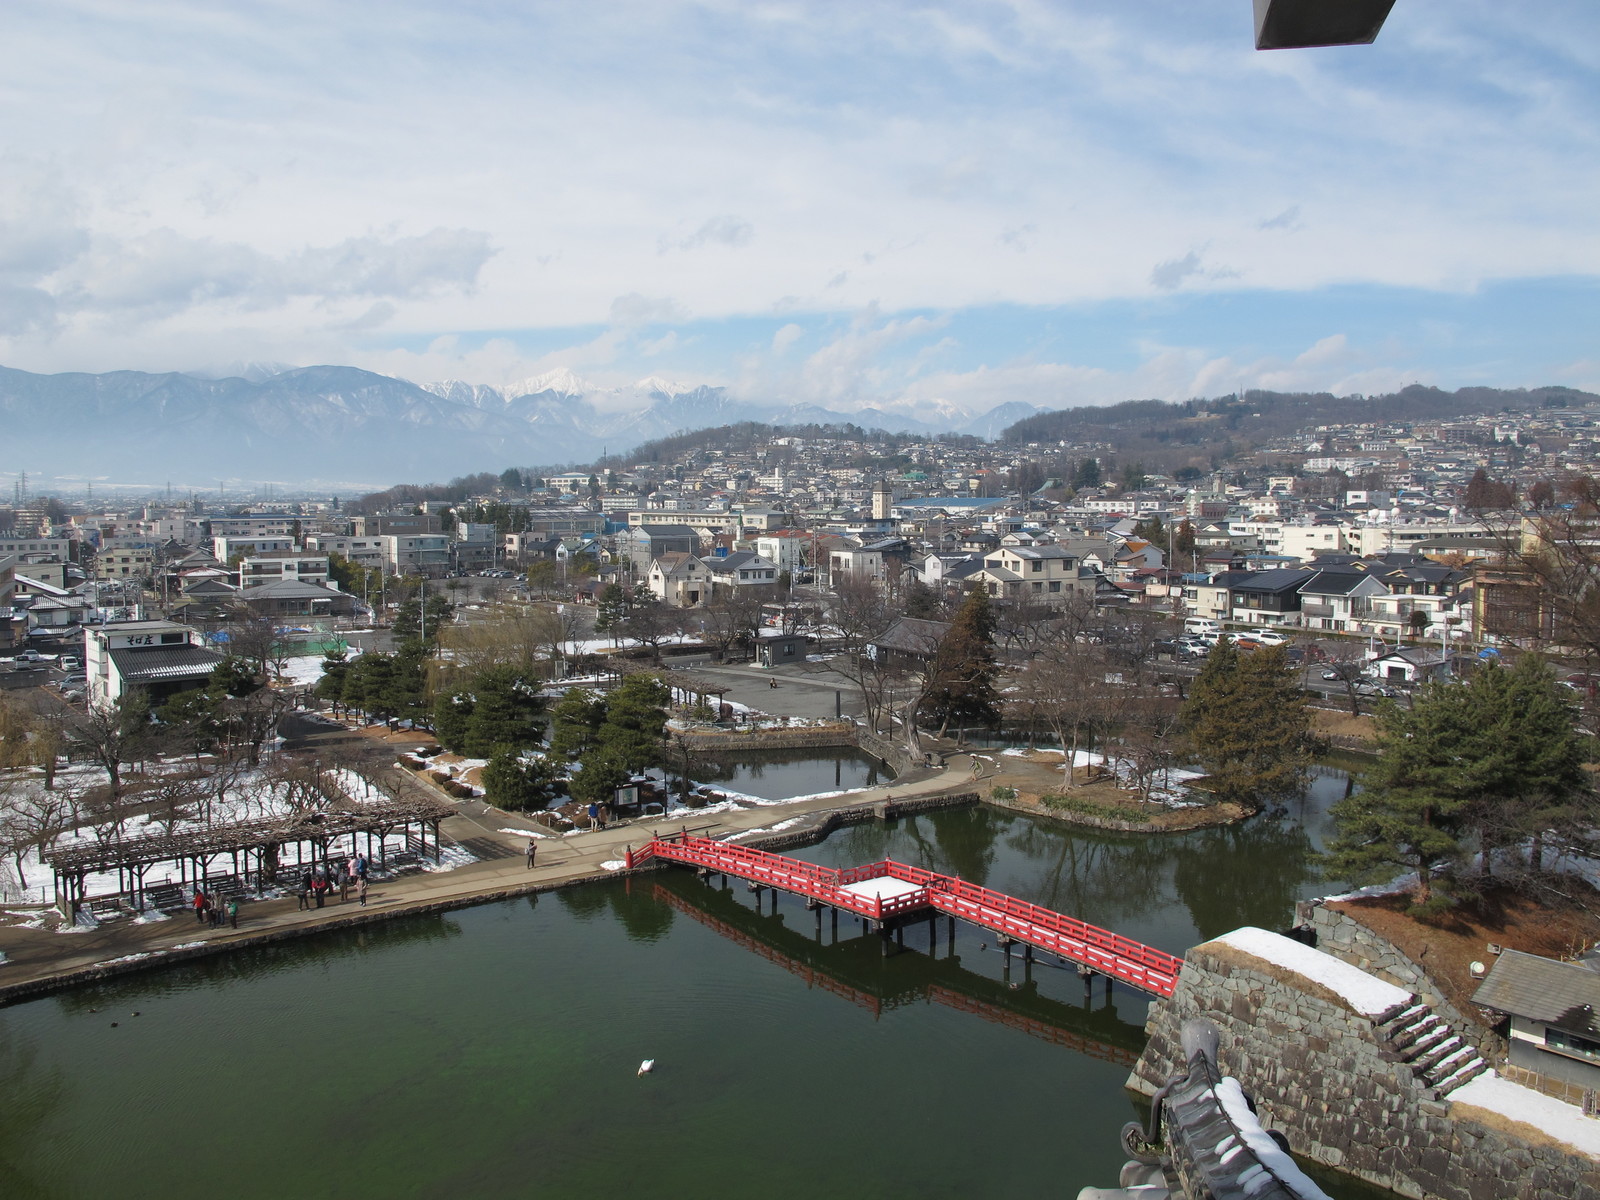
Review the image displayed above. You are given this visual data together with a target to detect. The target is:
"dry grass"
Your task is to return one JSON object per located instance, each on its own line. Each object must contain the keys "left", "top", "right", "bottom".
{"left": 1330, "top": 882, "right": 1600, "bottom": 1019}
{"left": 1311, "top": 708, "right": 1377, "bottom": 748}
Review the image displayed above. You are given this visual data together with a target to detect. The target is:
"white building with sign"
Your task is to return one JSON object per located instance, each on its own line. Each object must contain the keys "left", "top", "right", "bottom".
{"left": 85, "top": 621, "right": 224, "bottom": 708}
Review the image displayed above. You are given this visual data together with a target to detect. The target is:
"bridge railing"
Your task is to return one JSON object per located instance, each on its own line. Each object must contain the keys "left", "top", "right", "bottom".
{"left": 867, "top": 860, "right": 1180, "bottom": 995}
{"left": 630, "top": 834, "right": 1180, "bottom": 996}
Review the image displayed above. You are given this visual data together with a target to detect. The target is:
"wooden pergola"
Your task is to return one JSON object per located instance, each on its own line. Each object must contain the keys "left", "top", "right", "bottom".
{"left": 43, "top": 795, "right": 455, "bottom": 919}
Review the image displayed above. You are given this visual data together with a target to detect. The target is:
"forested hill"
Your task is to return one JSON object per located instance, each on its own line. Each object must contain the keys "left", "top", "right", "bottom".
{"left": 1001, "top": 385, "right": 1598, "bottom": 448}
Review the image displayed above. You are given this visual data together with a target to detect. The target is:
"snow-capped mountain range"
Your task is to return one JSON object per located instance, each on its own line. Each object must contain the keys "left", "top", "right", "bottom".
{"left": 0, "top": 362, "right": 1039, "bottom": 486}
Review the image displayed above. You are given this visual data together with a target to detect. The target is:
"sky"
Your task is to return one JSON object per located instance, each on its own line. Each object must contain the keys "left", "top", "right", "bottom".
{"left": 1, "top": 0, "right": 1597, "bottom": 417}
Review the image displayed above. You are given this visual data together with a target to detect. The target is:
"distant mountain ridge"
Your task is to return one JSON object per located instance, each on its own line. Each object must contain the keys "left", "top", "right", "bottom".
{"left": 0, "top": 363, "right": 1038, "bottom": 485}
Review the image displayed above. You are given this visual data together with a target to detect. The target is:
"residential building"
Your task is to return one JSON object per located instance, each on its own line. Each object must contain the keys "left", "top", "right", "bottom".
{"left": 1474, "top": 950, "right": 1600, "bottom": 1097}
{"left": 85, "top": 620, "right": 225, "bottom": 708}
{"left": 646, "top": 553, "right": 711, "bottom": 607}
{"left": 238, "top": 552, "right": 331, "bottom": 587}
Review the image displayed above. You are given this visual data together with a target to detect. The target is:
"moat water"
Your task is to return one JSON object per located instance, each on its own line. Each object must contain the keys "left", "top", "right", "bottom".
{"left": 1, "top": 765, "right": 1394, "bottom": 1199}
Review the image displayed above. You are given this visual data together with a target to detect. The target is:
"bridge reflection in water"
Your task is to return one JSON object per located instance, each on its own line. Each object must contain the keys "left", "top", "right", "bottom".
{"left": 644, "top": 873, "right": 1147, "bottom": 1068}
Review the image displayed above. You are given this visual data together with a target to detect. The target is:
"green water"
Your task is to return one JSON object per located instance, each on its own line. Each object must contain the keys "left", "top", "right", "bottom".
{"left": 0, "top": 769, "right": 1374, "bottom": 1200}
{"left": 691, "top": 745, "right": 890, "bottom": 799}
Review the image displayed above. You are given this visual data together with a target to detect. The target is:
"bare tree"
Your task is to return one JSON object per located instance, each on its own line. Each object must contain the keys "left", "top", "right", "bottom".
{"left": 1013, "top": 640, "right": 1121, "bottom": 788}
{"left": 65, "top": 693, "right": 154, "bottom": 804}
{"left": 0, "top": 777, "right": 68, "bottom": 893}
{"left": 145, "top": 769, "right": 211, "bottom": 836}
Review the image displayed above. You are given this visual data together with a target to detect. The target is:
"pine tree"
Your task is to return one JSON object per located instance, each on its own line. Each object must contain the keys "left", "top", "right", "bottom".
{"left": 594, "top": 584, "right": 630, "bottom": 634}
{"left": 433, "top": 689, "right": 475, "bottom": 752}
{"left": 919, "top": 585, "right": 1000, "bottom": 737}
{"left": 1324, "top": 683, "right": 1475, "bottom": 905}
{"left": 1325, "top": 656, "right": 1597, "bottom": 904}
{"left": 594, "top": 675, "right": 670, "bottom": 771}
{"left": 1180, "top": 641, "right": 1313, "bottom": 811}
{"left": 550, "top": 688, "right": 607, "bottom": 759}
{"left": 482, "top": 749, "right": 558, "bottom": 811}
{"left": 462, "top": 666, "right": 546, "bottom": 756}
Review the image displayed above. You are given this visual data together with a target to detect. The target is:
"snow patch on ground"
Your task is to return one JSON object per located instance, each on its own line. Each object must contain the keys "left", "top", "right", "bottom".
{"left": 725, "top": 817, "right": 806, "bottom": 841}
{"left": 499, "top": 827, "right": 552, "bottom": 839}
{"left": 1210, "top": 926, "right": 1412, "bottom": 1017}
{"left": 600, "top": 860, "right": 627, "bottom": 871}
{"left": 1451, "top": 1072, "right": 1600, "bottom": 1159}
{"left": 419, "top": 843, "right": 479, "bottom": 873}
{"left": 276, "top": 650, "right": 362, "bottom": 688}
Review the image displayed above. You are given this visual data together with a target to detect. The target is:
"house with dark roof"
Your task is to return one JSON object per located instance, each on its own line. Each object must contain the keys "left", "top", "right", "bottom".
{"left": 238, "top": 580, "right": 361, "bottom": 618}
{"left": 1474, "top": 949, "right": 1600, "bottom": 1094}
{"left": 866, "top": 616, "right": 951, "bottom": 670}
{"left": 1298, "top": 567, "right": 1389, "bottom": 633}
{"left": 1227, "top": 567, "right": 1313, "bottom": 627}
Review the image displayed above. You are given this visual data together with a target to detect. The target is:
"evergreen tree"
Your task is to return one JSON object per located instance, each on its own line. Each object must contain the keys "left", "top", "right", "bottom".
{"left": 1326, "top": 657, "right": 1596, "bottom": 905}
{"left": 594, "top": 583, "right": 630, "bottom": 633}
{"left": 594, "top": 675, "right": 671, "bottom": 771}
{"left": 1323, "top": 682, "right": 1476, "bottom": 906}
{"left": 549, "top": 687, "right": 607, "bottom": 759}
{"left": 393, "top": 593, "right": 453, "bottom": 643}
{"left": 433, "top": 689, "right": 475, "bottom": 752}
{"left": 903, "top": 578, "right": 943, "bottom": 619}
{"left": 462, "top": 666, "right": 547, "bottom": 756}
{"left": 482, "top": 748, "right": 558, "bottom": 811}
{"left": 314, "top": 651, "right": 351, "bottom": 710}
{"left": 568, "top": 747, "right": 631, "bottom": 806}
{"left": 1180, "top": 641, "right": 1313, "bottom": 811}
{"left": 919, "top": 585, "right": 1000, "bottom": 737}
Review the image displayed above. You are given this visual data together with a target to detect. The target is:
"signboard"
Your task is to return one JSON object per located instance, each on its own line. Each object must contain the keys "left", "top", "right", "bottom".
{"left": 613, "top": 785, "right": 639, "bottom": 807}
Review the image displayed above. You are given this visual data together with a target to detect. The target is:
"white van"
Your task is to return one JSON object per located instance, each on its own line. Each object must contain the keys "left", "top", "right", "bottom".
{"left": 1183, "top": 617, "right": 1221, "bottom": 637}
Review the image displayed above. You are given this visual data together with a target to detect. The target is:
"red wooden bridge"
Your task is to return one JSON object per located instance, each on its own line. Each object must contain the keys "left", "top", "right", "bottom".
{"left": 626, "top": 832, "right": 1182, "bottom": 998}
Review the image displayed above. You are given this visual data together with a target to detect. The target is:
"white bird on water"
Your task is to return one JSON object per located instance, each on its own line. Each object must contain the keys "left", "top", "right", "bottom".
{"left": 637, "top": 1059, "right": 655, "bottom": 1076}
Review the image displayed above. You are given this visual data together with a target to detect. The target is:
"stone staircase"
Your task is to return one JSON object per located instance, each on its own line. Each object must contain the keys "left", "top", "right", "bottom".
{"left": 1377, "top": 1002, "right": 1490, "bottom": 1096}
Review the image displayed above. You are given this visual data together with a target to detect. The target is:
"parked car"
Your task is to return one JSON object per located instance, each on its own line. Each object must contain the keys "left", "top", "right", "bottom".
{"left": 57, "top": 656, "right": 80, "bottom": 672}
{"left": 1247, "top": 630, "right": 1288, "bottom": 646}
{"left": 1352, "top": 681, "right": 1401, "bottom": 698}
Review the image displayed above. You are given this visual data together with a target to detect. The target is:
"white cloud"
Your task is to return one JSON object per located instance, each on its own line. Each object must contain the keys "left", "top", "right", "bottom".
{"left": 0, "top": 1, "right": 1592, "bottom": 398}
{"left": 771, "top": 322, "right": 804, "bottom": 354}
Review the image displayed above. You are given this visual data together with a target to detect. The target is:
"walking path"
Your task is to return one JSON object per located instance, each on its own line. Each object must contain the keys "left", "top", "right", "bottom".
{"left": 0, "top": 744, "right": 998, "bottom": 1004}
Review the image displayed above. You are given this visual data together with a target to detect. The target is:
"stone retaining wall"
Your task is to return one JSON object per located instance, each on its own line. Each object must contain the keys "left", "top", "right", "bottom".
{"left": 1131, "top": 940, "right": 1599, "bottom": 1200}
{"left": 1296, "top": 898, "right": 1496, "bottom": 1055}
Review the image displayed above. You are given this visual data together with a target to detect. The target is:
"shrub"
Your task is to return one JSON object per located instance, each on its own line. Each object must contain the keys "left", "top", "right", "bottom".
{"left": 990, "top": 786, "right": 1017, "bottom": 802}
{"left": 1040, "top": 793, "right": 1152, "bottom": 824}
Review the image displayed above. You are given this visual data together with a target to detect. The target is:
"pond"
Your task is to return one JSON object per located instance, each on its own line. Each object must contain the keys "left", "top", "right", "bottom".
{"left": 689, "top": 745, "right": 891, "bottom": 800}
{"left": 0, "top": 768, "right": 1391, "bottom": 1200}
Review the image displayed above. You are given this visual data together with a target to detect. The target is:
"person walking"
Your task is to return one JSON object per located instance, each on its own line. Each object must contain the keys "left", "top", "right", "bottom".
{"left": 355, "top": 853, "right": 368, "bottom": 881}
{"left": 298, "top": 869, "right": 313, "bottom": 911}
{"left": 526, "top": 839, "right": 537, "bottom": 869}
{"left": 313, "top": 872, "right": 327, "bottom": 909}
{"left": 228, "top": 899, "right": 239, "bottom": 929}
{"left": 339, "top": 862, "right": 350, "bottom": 904}
{"left": 193, "top": 888, "right": 207, "bottom": 924}
{"left": 587, "top": 801, "right": 599, "bottom": 830}
{"left": 357, "top": 876, "right": 369, "bottom": 907}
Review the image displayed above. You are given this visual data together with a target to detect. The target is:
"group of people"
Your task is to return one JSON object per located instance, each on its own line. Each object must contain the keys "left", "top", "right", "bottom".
{"left": 295, "top": 853, "right": 371, "bottom": 910}
{"left": 191, "top": 888, "right": 239, "bottom": 930}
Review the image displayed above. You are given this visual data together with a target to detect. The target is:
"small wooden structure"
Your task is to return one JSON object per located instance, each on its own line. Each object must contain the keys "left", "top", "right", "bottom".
{"left": 43, "top": 795, "right": 454, "bottom": 919}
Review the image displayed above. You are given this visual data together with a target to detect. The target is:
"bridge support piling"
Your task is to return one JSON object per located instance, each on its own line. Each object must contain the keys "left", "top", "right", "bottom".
{"left": 895, "top": 924, "right": 904, "bottom": 947}
{"left": 947, "top": 915, "right": 956, "bottom": 954}
{"left": 831, "top": 907, "right": 838, "bottom": 941}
